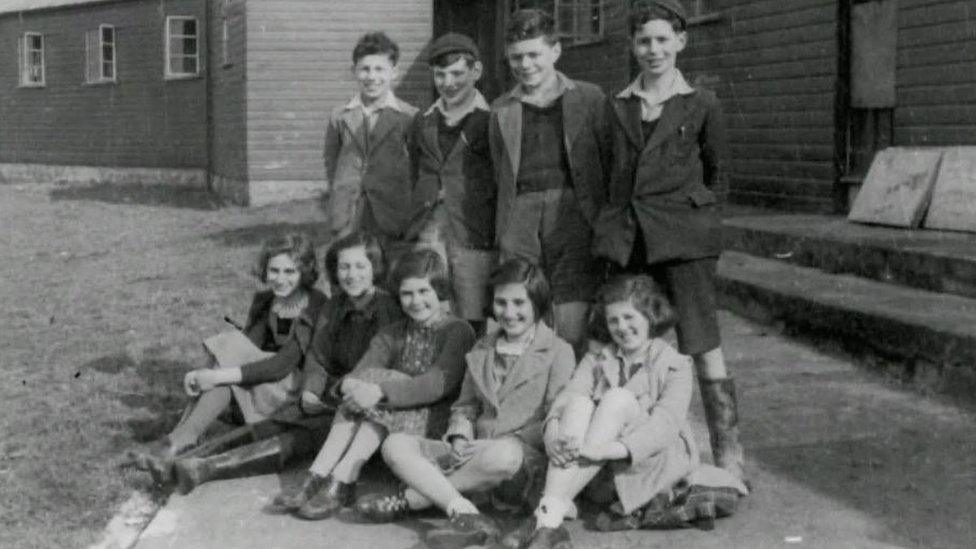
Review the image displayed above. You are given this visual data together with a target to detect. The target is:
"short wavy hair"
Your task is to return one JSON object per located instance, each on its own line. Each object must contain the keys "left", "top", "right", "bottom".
{"left": 323, "top": 231, "right": 385, "bottom": 288}
{"left": 352, "top": 31, "right": 400, "bottom": 65}
{"left": 589, "top": 275, "right": 677, "bottom": 343}
{"left": 254, "top": 232, "right": 319, "bottom": 290}
{"left": 505, "top": 9, "right": 558, "bottom": 45}
{"left": 390, "top": 249, "right": 451, "bottom": 301}
{"left": 486, "top": 258, "right": 552, "bottom": 321}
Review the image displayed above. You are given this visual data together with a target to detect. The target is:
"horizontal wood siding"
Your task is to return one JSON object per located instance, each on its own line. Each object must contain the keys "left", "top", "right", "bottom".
{"left": 209, "top": 0, "right": 247, "bottom": 180}
{"left": 0, "top": 0, "right": 208, "bottom": 169}
{"left": 682, "top": 0, "right": 839, "bottom": 212}
{"left": 895, "top": 0, "right": 976, "bottom": 146}
{"left": 557, "top": 1, "right": 631, "bottom": 92}
{"left": 246, "top": 0, "right": 432, "bottom": 186}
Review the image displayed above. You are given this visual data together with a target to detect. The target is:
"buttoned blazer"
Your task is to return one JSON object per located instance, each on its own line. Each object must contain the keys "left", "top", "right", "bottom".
{"left": 593, "top": 88, "right": 728, "bottom": 266}
{"left": 324, "top": 101, "right": 418, "bottom": 238}
{"left": 408, "top": 109, "right": 496, "bottom": 250}
{"left": 445, "top": 323, "right": 575, "bottom": 450}
{"left": 488, "top": 78, "right": 611, "bottom": 243}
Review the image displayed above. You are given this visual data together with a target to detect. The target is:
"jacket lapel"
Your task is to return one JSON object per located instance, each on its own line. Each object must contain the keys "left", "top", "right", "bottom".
{"left": 466, "top": 342, "right": 500, "bottom": 410}
{"left": 496, "top": 97, "right": 522, "bottom": 178}
{"left": 612, "top": 97, "right": 643, "bottom": 150}
{"left": 562, "top": 86, "right": 586, "bottom": 156}
{"left": 340, "top": 109, "right": 368, "bottom": 155}
{"left": 420, "top": 114, "right": 444, "bottom": 164}
{"left": 642, "top": 93, "right": 693, "bottom": 153}
{"left": 367, "top": 109, "right": 399, "bottom": 155}
{"left": 497, "top": 325, "right": 553, "bottom": 397}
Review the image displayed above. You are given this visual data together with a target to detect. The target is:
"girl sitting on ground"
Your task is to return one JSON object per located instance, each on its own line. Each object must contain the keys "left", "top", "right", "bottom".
{"left": 498, "top": 275, "right": 699, "bottom": 549}
{"left": 166, "top": 231, "right": 403, "bottom": 494}
{"left": 130, "top": 232, "right": 328, "bottom": 485}
{"left": 271, "top": 249, "right": 475, "bottom": 520}
{"left": 354, "top": 259, "right": 576, "bottom": 548}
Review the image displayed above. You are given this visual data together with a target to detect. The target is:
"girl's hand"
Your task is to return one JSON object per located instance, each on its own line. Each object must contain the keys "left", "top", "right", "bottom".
{"left": 183, "top": 369, "right": 219, "bottom": 396}
{"left": 340, "top": 377, "right": 363, "bottom": 395}
{"left": 450, "top": 437, "right": 477, "bottom": 464}
{"left": 547, "top": 435, "right": 581, "bottom": 468}
{"left": 344, "top": 381, "right": 384, "bottom": 410}
{"left": 300, "top": 391, "right": 327, "bottom": 414}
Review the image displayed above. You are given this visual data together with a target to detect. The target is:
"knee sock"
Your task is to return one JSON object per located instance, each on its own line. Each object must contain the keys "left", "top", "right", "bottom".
{"left": 534, "top": 495, "right": 570, "bottom": 529}
{"left": 169, "top": 386, "right": 232, "bottom": 449}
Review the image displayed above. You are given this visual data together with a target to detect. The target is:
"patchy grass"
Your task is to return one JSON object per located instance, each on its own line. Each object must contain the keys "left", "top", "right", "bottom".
{"left": 0, "top": 184, "right": 331, "bottom": 548}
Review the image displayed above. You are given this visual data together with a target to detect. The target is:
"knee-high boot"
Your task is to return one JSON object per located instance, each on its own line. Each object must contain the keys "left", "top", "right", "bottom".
{"left": 698, "top": 378, "right": 746, "bottom": 482}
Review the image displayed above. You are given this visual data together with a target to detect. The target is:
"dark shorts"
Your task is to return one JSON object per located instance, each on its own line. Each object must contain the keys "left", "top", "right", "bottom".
{"left": 498, "top": 188, "right": 601, "bottom": 304}
{"left": 615, "top": 243, "right": 721, "bottom": 355}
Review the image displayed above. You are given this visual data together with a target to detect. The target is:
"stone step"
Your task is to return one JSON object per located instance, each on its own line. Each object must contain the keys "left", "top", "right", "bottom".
{"left": 717, "top": 250, "right": 976, "bottom": 402}
{"left": 723, "top": 213, "right": 976, "bottom": 299}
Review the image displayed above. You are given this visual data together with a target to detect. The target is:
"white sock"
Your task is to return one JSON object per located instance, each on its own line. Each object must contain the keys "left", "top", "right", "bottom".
{"left": 446, "top": 496, "right": 479, "bottom": 517}
{"left": 534, "top": 495, "right": 569, "bottom": 529}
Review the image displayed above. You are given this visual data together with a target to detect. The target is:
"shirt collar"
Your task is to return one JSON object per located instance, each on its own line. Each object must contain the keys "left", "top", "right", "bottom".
{"left": 344, "top": 90, "right": 408, "bottom": 114}
{"left": 335, "top": 290, "right": 379, "bottom": 320}
{"left": 424, "top": 90, "right": 490, "bottom": 120}
{"left": 616, "top": 69, "right": 695, "bottom": 119}
{"left": 614, "top": 341, "right": 652, "bottom": 365}
{"left": 503, "top": 71, "right": 576, "bottom": 106}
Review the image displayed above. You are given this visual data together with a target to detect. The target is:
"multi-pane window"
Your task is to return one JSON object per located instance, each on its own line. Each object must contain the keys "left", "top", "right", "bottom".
{"left": 511, "top": 0, "right": 604, "bottom": 46}
{"left": 165, "top": 16, "right": 199, "bottom": 78}
{"left": 85, "top": 25, "right": 116, "bottom": 83}
{"left": 20, "top": 32, "right": 45, "bottom": 86}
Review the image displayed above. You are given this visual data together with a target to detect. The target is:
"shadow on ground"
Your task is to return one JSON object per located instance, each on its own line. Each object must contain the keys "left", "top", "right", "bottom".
{"left": 49, "top": 183, "right": 224, "bottom": 210}
{"left": 205, "top": 222, "right": 332, "bottom": 248}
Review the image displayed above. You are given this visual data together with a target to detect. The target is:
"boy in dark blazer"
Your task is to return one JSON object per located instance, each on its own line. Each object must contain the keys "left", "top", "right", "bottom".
{"left": 594, "top": 0, "right": 745, "bottom": 482}
{"left": 408, "top": 33, "right": 496, "bottom": 334}
{"left": 489, "top": 9, "right": 610, "bottom": 353}
{"left": 324, "top": 32, "right": 418, "bottom": 261}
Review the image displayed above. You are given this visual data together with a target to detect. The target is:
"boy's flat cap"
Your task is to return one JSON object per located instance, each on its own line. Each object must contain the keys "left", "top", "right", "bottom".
{"left": 635, "top": 0, "right": 688, "bottom": 25}
{"left": 428, "top": 33, "right": 480, "bottom": 61}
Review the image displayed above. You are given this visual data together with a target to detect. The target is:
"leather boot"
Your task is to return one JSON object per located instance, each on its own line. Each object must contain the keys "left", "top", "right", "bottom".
{"left": 268, "top": 472, "right": 331, "bottom": 514}
{"left": 172, "top": 431, "right": 297, "bottom": 495}
{"left": 698, "top": 378, "right": 746, "bottom": 482}
{"left": 295, "top": 476, "right": 355, "bottom": 520}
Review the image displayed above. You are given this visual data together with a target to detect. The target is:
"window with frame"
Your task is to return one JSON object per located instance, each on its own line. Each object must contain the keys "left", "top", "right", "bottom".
{"left": 165, "top": 16, "right": 199, "bottom": 78}
{"left": 20, "top": 32, "right": 45, "bottom": 86}
{"left": 85, "top": 25, "right": 116, "bottom": 83}
{"left": 510, "top": 0, "right": 604, "bottom": 46}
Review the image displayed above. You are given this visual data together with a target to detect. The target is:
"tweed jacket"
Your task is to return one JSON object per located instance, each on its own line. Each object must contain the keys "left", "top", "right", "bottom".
{"left": 408, "top": 105, "right": 495, "bottom": 250}
{"left": 238, "top": 289, "right": 329, "bottom": 385}
{"left": 548, "top": 339, "right": 699, "bottom": 513}
{"left": 489, "top": 73, "right": 611, "bottom": 242}
{"left": 593, "top": 86, "right": 728, "bottom": 266}
{"left": 323, "top": 95, "right": 418, "bottom": 239}
{"left": 445, "top": 323, "right": 575, "bottom": 450}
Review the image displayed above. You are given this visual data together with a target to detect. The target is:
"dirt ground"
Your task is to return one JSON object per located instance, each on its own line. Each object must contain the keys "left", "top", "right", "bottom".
{"left": 0, "top": 182, "right": 333, "bottom": 548}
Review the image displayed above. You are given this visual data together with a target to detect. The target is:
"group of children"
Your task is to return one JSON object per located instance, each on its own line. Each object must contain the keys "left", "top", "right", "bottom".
{"left": 130, "top": 2, "right": 749, "bottom": 547}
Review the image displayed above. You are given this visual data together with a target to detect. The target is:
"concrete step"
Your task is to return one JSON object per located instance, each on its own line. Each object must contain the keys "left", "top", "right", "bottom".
{"left": 723, "top": 213, "right": 976, "bottom": 299}
{"left": 717, "top": 250, "right": 976, "bottom": 402}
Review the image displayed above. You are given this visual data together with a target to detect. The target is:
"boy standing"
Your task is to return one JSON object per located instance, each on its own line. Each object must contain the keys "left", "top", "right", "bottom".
{"left": 595, "top": 0, "right": 745, "bottom": 482}
{"left": 490, "top": 9, "right": 609, "bottom": 352}
{"left": 324, "top": 32, "right": 417, "bottom": 257}
{"left": 409, "top": 33, "right": 496, "bottom": 334}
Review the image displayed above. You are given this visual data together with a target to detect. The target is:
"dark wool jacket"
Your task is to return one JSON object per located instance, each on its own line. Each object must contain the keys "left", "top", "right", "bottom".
{"left": 408, "top": 108, "right": 496, "bottom": 250}
{"left": 593, "top": 88, "right": 728, "bottom": 266}
{"left": 238, "top": 289, "right": 329, "bottom": 385}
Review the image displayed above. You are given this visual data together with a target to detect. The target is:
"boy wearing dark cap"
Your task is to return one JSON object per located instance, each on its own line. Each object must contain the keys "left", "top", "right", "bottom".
{"left": 594, "top": 0, "right": 746, "bottom": 486}
{"left": 407, "top": 33, "right": 496, "bottom": 334}
{"left": 490, "top": 9, "right": 610, "bottom": 354}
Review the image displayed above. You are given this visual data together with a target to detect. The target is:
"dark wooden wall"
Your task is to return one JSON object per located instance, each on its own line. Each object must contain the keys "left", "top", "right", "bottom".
{"left": 209, "top": 0, "right": 247, "bottom": 182}
{"left": 0, "top": 0, "right": 208, "bottom": 169}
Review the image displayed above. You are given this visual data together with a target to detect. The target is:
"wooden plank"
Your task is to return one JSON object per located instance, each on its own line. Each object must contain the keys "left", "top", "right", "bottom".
{"left": 924, "top": 146, "right": 976, "bottom": 232}
{"left": 848, "top": 148, "right": 943, "bottom": 228}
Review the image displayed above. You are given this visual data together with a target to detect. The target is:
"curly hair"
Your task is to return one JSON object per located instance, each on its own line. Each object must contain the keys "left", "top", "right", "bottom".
{"left": 324, "top": 231, "right": 385, "bottom": 288}
{"left": 390, "top": 249, "right": 451, "bottom": 301}
{"left": 352, "top": 31, "right": 400, "bottom": 65}
{"left": 254, "top": 232, "right": 319, "bottom": 290}
{"left": 630, "top": 0, "right": 687, "bottom": 34}
{"left": 505, "top": 9, "right": 559, "bottom": 45}
{"left": 486, "top": 258, "right": 552, "bottom": 321}
{"left": 589, "top": 275, "right": 677, "bottom": 343}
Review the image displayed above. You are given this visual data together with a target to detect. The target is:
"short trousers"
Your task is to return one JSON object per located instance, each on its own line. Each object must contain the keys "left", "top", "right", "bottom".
{"left": 498, "top": 188, "right": 601, "bottom": 304}
{"left": 619, "top": 257, "right": 721, "bottom": 356}
{"left": 417, "top": 436, "right": 548, "bottom": 511}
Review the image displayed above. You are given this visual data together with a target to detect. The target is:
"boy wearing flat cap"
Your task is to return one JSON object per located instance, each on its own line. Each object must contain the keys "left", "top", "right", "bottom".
{"left": 407, "top": 33, "right": 496, "bottom": 334}
{"left": 594, "top": 0, "right": 746, "bottom": 483}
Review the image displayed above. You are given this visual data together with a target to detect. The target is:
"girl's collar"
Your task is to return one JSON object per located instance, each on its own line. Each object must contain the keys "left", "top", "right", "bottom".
{"left": 272, "top": 289, "right": 309, "bottom": 319}
{"left": 495, "top": 324, "right": 537, "bottom": 355}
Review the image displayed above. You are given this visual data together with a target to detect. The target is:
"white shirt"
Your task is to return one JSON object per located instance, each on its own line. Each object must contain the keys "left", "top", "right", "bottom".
{"left": 616, "top": 69, "right": 695, "bottom": 122}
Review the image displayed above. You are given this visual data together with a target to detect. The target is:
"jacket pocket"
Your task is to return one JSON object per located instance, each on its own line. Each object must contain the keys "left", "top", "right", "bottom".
{"left": 688, "top": 188, "right": 717, "bottom": 208}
